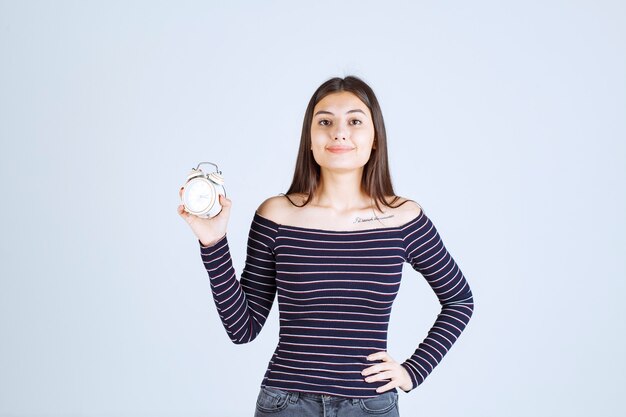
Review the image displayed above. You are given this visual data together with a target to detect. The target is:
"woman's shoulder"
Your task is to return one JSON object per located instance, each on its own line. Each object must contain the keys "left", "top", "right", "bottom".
{"left": 255, "top": 193, "right": 306, "bottom": 224}
{"left": 384, "top": 195, "right": 424, "bottom": 224}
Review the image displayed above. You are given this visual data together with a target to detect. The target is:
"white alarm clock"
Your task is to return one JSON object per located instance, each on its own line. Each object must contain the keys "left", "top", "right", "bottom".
{"left": 180, "top": 162, "right": 226, "bottom": 219}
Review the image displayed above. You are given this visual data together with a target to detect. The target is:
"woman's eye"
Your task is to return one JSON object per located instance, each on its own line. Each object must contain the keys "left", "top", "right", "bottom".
{"left": 317, "top": 119, "right": 362, "bottom": 126}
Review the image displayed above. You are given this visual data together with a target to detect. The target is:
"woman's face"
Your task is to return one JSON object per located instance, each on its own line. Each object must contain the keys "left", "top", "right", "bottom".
{"left": 310, "top": 91, "right": 376, "bottom": 173}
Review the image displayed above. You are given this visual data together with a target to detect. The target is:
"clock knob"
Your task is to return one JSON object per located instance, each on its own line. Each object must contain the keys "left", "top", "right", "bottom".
{"left": 185, "top": 168, "right": 204, "bottom": 182}
{"left": 208, "top": 172, "right": 225, "bottom": 185}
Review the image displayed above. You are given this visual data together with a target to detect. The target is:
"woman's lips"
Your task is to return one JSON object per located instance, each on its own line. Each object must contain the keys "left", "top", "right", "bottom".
{"left": 327, "top": 146, "right": 355, "bottom": 153}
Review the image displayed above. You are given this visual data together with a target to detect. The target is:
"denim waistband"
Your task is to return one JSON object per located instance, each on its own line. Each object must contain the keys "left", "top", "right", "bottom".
{"left": 292, "top": 390, "right": 360, "bottom": 405}
{"left": 263, "top": 385, "right": 396, "bottom": 405}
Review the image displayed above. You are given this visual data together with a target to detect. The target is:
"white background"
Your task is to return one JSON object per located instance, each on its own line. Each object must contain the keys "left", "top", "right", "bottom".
{"left": 1, "top": 1, "right": 624, "bottom": 416}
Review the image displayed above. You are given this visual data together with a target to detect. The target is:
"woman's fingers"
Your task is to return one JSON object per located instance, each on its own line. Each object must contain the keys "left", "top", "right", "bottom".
{"left": 375, "top": 380, "right": 397, "bottom": 394}
{"left": 362, "top": 350, "right": 412, "bottom": 393}
{"left": 219, "top": 193, "right": 230, "bottom": 206}
{"left": 362, "top": 351, "right": 391, "bottom": 376}
{"left": 178, "top": 187, "right": 191, "bottom": 220}
{"left": 362, "top": 364, "right": 380, "bottom": 376}
{"left": 367, "top": 351, "right": 390, "bottom": 362}
{"left": 178, "top": 204, "right": 194, "bottom": 223}
{"left": 364, "top": 369, "right": 394, "bottom": 383}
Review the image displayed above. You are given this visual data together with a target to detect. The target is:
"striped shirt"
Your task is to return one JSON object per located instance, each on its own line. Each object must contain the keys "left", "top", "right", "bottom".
{"left": 199, "top": 207, "right": 474, "bottom": 398}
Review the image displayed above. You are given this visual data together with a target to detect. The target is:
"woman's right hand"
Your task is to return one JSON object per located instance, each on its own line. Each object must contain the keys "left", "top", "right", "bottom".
{"left": 177, "top": 186, "right": 232, "bottom": 247}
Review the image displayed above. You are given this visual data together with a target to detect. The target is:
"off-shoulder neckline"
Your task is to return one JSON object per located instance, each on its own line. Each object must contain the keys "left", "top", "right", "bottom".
{"left": 253, "top": 209, "right": 425, "bottom": 234}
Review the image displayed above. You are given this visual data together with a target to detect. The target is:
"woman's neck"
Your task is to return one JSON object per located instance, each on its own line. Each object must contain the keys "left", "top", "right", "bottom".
{"left": 311, "top": 169, "right": 371, "bottom": 213}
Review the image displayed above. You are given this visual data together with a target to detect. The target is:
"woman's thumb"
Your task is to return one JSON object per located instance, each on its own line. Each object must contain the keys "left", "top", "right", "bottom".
{"left": 219, "top": 194, "right": 232, "bottom": 210}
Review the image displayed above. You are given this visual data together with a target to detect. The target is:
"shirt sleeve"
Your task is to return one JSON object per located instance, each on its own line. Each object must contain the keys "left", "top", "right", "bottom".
{"left": 398, "top": 207, "right": 475, "bottom": 393}
{"left": 198, "top": 212, "right": 279, "bottom": 344}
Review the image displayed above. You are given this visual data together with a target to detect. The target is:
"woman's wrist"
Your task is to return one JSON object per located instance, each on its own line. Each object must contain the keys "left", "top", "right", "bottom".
{"left": 199, "top": 233, "right": 226, "bottom": 248}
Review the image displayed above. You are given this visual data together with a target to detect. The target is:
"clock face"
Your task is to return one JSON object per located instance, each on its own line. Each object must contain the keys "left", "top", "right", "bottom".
{"left": 184, "top": 178, "right": 214, "bottom": 213}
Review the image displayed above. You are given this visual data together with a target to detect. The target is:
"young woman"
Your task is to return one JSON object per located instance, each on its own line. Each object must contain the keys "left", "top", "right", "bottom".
{"left": 178, "top": 75, "right": 475, "bottom": 417}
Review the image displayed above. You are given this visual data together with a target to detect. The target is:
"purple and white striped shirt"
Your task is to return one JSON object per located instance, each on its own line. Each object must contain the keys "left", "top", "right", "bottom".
{"left": 199, "top": 207, "right": 474, "bottom": 398}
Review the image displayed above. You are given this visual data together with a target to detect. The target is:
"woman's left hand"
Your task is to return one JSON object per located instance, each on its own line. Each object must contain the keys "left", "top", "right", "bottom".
{"left": 362, "top": 351, "right": 414, "bottom": 393}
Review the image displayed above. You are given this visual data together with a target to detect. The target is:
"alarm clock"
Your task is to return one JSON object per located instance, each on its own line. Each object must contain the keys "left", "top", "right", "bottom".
{"left": 180, "top": 161, "right": 226, "bottom": 219}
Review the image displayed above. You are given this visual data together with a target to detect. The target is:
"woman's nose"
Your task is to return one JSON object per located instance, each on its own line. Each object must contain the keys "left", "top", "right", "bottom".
{"left": 333, "top": 126, "right": 347, "bottom": 140}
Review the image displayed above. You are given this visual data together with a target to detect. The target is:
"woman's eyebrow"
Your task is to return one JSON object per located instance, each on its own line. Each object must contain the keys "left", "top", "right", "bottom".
{"left": 314, "top": 109, "right": 366, "bottom": 116}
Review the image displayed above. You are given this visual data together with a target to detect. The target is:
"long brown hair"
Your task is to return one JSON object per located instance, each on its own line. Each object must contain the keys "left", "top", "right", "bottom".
{"left": 281, "top": 75, "right": 409, "bottom": 213}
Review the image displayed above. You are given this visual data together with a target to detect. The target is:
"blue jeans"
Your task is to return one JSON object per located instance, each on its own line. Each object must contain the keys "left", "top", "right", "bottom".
{"left": 254, "top": 386, "right": 400, "bottom": 417}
